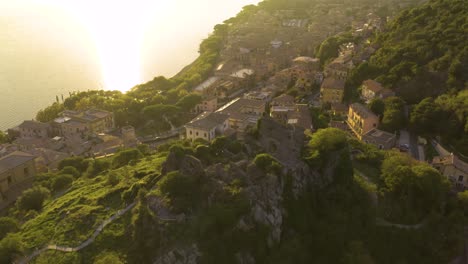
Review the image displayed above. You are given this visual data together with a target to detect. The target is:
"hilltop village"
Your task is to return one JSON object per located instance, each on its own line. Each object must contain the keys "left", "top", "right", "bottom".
{"left": 1, "top": 0, "right": 464, "bottom": 213}
{"left": 0, "top": 0, "right": 467, "bottom": 263}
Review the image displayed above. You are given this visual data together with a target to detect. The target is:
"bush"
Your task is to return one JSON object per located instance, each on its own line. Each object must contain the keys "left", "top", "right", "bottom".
{"left": 253, "top": 153, "right": 282, "bottom": 174}
{"left": 17, "top": 186, "right": 50, "bottom": 212}
{"left": 0, "top": 234, "right": 24, "bottom": 264}
{"left": 58, "top": 157, "right": 89, "bottom": 173}
{"left": 112, "top": 149, "right": 143, "bottom": 168}
{"left": 195, "top": 145, "right": 213, "bottom": 164}
{"left": 158, "top": 171, "right": 204, "bottom": 211}
{"left": 60, "top": 166, "right": 80, "bottom": 178}
{"left": 52, "top": 174, "right": 74, "bottom": 192}
{"left": 137, "top": 144, "right": 151, "bottom": 156}
{"left": 34, "top": 172, "right": 55, "bottom": 189}
{"left": 169, "top": 144, "right": 187, "bottom": 159}
{"left": 0, "top": 217, "right": 19, "bottom": 238}
{"left": 86, "top": 159, "right": 111, "bottom": 178}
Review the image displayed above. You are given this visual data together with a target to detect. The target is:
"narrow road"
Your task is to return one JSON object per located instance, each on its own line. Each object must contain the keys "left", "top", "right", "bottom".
{"left": 18, "top": 202, "right": 136, "bottom": 264}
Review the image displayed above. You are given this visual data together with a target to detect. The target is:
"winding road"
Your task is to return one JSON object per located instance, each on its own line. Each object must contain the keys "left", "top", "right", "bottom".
{"left": 18, "top": 202, "right": 136, "bottom": 264}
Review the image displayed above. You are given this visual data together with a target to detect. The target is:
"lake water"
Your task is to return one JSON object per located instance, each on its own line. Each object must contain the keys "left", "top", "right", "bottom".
{"left": 0, "top": 0, "right": 260, "bottom": 131}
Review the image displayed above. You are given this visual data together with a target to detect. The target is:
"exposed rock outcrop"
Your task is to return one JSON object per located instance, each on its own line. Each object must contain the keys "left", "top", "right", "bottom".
{"left": 162, "top": 153, "right": 204, "bottom": 177}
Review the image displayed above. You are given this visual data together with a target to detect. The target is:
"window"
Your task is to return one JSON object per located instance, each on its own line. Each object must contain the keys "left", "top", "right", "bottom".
{"left": 458, "top": 175, "right": 464, "bottom": 182}
{"left": 204, "top": 133, "right": 207, "bottom": 138}
{"left": 7, "top": 176, "right": 12, "bottom": 185}
{"left": 196, "top": 132, "right": 199, "bottom": 136}
{"left": 24, "top": 167, "right": 29, "bottom": 176}
{"left": 189, "top": 130, "right": 192, "bottom": 135}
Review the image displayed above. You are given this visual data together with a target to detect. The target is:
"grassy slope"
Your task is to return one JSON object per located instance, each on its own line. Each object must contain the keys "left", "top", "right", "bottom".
{"left": 19, "top": 154, "right": 166, "bottom": 253}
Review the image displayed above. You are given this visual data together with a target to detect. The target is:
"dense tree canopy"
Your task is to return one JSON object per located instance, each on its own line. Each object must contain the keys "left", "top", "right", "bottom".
{"left": 379, "top": 152, "right": 450, "bottom": 224}
{"left": 352, "top": 0, "right": 468, "bottom": 103}
{"left": 380, "top": 97, "right": 406, "bottom": 133}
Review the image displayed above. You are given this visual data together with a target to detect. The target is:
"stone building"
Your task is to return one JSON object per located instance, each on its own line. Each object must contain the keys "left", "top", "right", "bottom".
{"left": 362, "top": 129, "right": 396, "bottom": 150}
{"left": 320, "top": 78, "right": 345, "bottom": 104}
{"left": 433, "top": 154, "right": 468, "bottom": 190}
{"left": 18, "top": 121, "right": 50, "bottom": 139}
{"left": 0, "top": 151, "right": 36, "bottom": 210}
{"left": 185, "top": 112, "right": 230, "bottom": 142}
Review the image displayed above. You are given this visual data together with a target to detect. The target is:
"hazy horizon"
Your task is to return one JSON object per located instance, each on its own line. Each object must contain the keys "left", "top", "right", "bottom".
{"left": 0, "top": 0, "right": 260, "bottom": 130}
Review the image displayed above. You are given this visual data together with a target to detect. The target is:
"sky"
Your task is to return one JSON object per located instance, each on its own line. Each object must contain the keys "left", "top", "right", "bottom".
{"left": 0, "top": 0, "right": 260, "bottom": 91}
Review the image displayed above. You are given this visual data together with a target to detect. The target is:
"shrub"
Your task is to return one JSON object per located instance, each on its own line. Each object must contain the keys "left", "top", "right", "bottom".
{"left": 52, "top": 174, "right": 74, "bottom": 192}
{"left": 58, "top": 157, "right": 89, "bottom": 173}
{"left": 253, "top": 153, "right": 282, "bottom": 174}
{"left": 60, "top": 166, "right": 80, "bottom": 178}
{"left": 0, "top": 234, "right": 24, "bottom": 264}
{"left": 137, "top": 144, "right": 151, "bottom": 156}
{"left": 195, "top": 145, "right": 213, "bottom": 163}
{"left": 34, "top": 172, "right": 55, "bottom": 189}
{"left": 112, "top": 149, "right": 143, "bottom": 168}
{"left": 158, "top": 171, "right": 204, "bottom": 211}
{"left": 0, "top": 217, "right": 19, "bottom": 238}
{"left": 86, "top": 159, "right": 111, "bottom": 178}
{"left": 17, "top": 186, "right": 50, "bottom": 212}
{"left": 169, "top": 144, "right": 186, "bottom": 159}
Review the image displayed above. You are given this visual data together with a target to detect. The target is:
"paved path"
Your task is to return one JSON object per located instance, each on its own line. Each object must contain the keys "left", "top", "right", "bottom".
{"left": 18, "top": 202, "right": 136, "bottom": 264}
{"left": 376, "top": 217, "right": 425, "bottom": 230}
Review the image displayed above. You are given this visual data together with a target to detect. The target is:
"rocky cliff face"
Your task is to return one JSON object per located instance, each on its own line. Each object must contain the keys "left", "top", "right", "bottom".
{"left": 150, "top": 118, "right": 348, "bottom": 264}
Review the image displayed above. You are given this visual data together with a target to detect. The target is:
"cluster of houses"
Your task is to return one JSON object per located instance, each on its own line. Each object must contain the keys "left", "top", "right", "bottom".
{"left": 6, "top": 109, "right": 137, "bottom": 159}
{"left": 185, "top": 92, "right": 312, "bottom": 143}
{"left": 1, "top": 109, "right": 138, "bottom": 172}
{"left": 2, "top": 2, "right": 467, "bottom": 213}
{"left": 0, "top": 108, "right": 139, "bottom": 210}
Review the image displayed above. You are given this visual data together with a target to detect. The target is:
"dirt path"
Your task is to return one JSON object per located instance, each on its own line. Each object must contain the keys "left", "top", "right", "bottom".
{"left": 18, "top": 202, "right": 136, "bottom": 264}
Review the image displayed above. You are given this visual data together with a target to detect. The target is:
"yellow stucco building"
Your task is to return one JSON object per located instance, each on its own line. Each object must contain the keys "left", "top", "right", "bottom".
{"left": 347, "top": 103, "right": 379, "bottom": 139}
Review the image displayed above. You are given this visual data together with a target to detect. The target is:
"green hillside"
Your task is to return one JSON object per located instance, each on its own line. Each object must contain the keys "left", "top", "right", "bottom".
{"left": 349, "top": 0, "right": 467, "bottom": 103}
{"left": 0, "top": 121, "right": 464, "bottom": 264}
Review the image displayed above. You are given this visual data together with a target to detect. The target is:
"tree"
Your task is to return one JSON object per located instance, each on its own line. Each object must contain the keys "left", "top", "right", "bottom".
{"left": 410, "top": 98, "right": 445, "bottom": 135}
{"left": 0, "top": 131, "right": 9, "bottom": 144}
{"left": 253, "top": 153, "right": 282, "bottom": 174}
{"left": 36, "top": 102, "right": 64, "bottom": 122}
{"left": 112, "top": 149, "right": 143, "bottom": 168}
{"left": 0, "top": 217, "right": 19, "bottom": 238}
{"left": 158, "top": 171, "right": 204, "bottom": 212}
{"left": 17, "top": 186, "right": 50, "bottom": 212}
{"left": 52, "top": 174, "right": 74, "bottom": 192}
{"left": 307, "top": 128, "right": 348, "bottom": 155}
{"left": 176, "top": 93, "right": 202, "bottom": 112}
{"left": 60, "top": 166, "right": 80, "bottom": 178}
{"left": 0, "top": 234, "right": 24, "bottom": 264}
{"left": 380, "top": 152, "right": 449, "bottom": 223}
{"left": 380, "top": 97, "right": 406, "bottom": 133}
{"left": 142, "top": 104, "right": 180, "bottom": 120}
{"left": 58, "top": 157, "right": 89, "bottom": 173}
{"left": 368, "top": 99, "right": 385, "bottom": 117}
{"left": 86, "top": 159, "right": 111, "bottom": 178}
